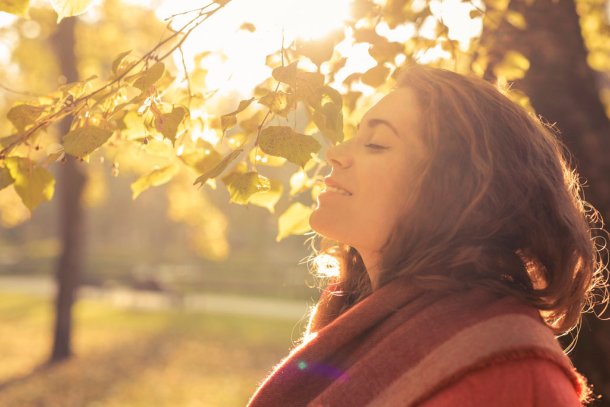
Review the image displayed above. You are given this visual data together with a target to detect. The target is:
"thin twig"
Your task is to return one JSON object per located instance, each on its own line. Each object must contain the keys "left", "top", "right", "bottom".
{"left": 0, "top": 83, "right": 44, "bottom": 98}
{"left": 178, "top": 45, "right": 193, "bottom": 104}
{"left": 163, "top": 3, "right": 215, "bottom": 21}
{"left": 0, "top": 1, "right": 231, "bottom": 158}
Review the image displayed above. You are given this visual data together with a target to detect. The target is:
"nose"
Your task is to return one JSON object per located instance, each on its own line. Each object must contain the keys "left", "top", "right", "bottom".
{"left": 325, "top": 140, "right": 353, "bottom": 169}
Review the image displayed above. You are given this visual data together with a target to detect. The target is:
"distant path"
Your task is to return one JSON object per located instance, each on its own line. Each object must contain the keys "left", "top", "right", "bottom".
{"left": 0, "top": 275, "right": 312, "bottom": 321}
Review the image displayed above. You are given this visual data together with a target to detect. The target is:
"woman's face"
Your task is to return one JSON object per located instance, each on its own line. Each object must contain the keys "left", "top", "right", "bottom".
{"left": 310, "top": 88, "right": 425, "bottom": 255}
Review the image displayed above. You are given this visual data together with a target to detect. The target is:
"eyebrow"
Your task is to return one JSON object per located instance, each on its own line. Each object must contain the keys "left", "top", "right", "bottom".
{"left": 357, "top": 118, "right": 400, "bottom": 138}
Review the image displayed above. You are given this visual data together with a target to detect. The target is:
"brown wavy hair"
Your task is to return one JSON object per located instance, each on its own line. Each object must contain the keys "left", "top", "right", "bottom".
{"left": 306, "top": 65, "right": 607, "bottom": 338}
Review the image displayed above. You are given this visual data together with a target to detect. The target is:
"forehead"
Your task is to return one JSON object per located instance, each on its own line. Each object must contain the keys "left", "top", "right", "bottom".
{"left": 362, "top": 88, "right": 421, "bottom": 133}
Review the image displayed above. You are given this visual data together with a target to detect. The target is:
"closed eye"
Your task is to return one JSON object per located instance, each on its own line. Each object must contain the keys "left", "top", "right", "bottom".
{"left": 365, "top": 143, "right": 389, "bottom": 150}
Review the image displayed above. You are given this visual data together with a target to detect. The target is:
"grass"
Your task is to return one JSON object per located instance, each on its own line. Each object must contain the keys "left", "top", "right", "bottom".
{"left": 0, "top": 292, "right": 307, "bottom": 407}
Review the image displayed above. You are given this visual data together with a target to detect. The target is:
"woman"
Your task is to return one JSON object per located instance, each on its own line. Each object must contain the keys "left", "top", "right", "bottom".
{"left": 247, "top": 65, "right": 606, "bottom": 406}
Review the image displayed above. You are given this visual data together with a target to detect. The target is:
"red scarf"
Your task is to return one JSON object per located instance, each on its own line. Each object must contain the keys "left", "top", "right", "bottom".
{"left": 247, "top": 275, "right": 589, "bottom": 406}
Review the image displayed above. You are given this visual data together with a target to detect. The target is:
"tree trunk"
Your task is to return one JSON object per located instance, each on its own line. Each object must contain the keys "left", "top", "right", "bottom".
{"left": 482, "top": 0, "right": 610, "bottom": 404}
{"left": 49, "top": 17, "right": 87, "bottom": 363}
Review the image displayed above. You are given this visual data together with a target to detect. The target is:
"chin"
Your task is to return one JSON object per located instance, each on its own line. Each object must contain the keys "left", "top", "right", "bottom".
{"left": 309, "top": 207, "right": 346, "bottom": 242}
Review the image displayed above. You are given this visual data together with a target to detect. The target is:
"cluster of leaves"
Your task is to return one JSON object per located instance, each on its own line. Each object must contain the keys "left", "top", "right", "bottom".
{"left": 0, "top": 0, "right": 96, "bottom": 21}
{"left": 0, "top": 0, "right": 545, "bottom": 241}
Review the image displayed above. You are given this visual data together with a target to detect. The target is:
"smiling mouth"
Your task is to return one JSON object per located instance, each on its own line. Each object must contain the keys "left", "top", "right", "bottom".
{"left": 325, "top": 185, "right": 352, "bottom": 196}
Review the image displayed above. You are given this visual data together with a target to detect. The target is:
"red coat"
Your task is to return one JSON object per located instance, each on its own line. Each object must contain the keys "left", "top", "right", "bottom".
{"left": 421, "top": 357, "right": 583, "bottom": 406}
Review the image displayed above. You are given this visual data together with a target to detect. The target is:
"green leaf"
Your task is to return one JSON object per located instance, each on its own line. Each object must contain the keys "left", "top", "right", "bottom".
{"left": 50, "top": 0, "right": 94, "bottom": 22}
{"left": 132, "top": 62, "right": 165, "bottom": 91}
{"left": 0, "top": 166, "right": 15, "bottom": 190}
{"left": 7, "top": 104, "right": 44, "bottom": 133}
{"left": 259, "top": 126, "right": 321, "bottom": 168}
{"left": 221, "top": 98, "right": 255, "bottom": 132}
{"left": 222, "top": 171, "right": 270, "bottom": 205}
{"left": 0, "top": 0, "right": 29, "bottom": 16}
{"left": 276, "top": 202, "right": 312, "bottom": 241}
{"left": 112, "top": 50, "right": 132, "bottom": 75}
{"left": 361, "top": 64, "right": 391, "bottom": 87}
{"left": 63, "top": 126, "right": 113, "bottom": 157}
{"left": 313, "top": 102, "right": 344, "bottom": 144}
{"left": 131, "top": 164, "right": 179, "bottom": 200}
{"left": 155, "top": 106, "right": 188, "bottom": 144}
{"left": 248, "top": 179, "right": 283, "bottom": 213}
{"left": 193, "top": 149, "right": 242, "bottom": 187}
{"left": 5, "top": 157, "right": 54, "bottom": 212}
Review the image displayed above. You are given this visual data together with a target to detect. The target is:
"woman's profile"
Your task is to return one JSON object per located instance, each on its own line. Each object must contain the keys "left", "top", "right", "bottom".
{"left": 247, "top": 65, "right": 607, "bottom": 406}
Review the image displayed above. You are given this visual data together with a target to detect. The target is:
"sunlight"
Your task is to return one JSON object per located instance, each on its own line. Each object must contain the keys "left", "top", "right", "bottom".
{"left": 150, "top": 0, "right": 351, "bottom": 95}
{"left": 134, "top": 0, "right": 481, "bottom": 95}
{"left": 431, "top": 0, "right": 483, "bottom": 47}
{"left": 277, "top": 0, "right": 352, "bottom": 40}
{"left": 313, "top": 254, "right": 341, "bottom": 278}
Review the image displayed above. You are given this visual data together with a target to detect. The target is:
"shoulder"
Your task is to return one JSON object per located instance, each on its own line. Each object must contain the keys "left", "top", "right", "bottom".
{"left": 420, "top": 357, "right": 583, "bottom": 407}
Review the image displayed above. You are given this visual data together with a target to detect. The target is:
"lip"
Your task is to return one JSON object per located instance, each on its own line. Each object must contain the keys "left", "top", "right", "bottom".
{"left": 323, "top": 177, "right": 353, "bottom": 196}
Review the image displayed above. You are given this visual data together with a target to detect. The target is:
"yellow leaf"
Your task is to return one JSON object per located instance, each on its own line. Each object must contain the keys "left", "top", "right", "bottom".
{"left": 131, "top": 164, "right": 179, "bottom": 200}
{"left": 0, "top": 0, "right": 29, "bottom": 16}
{"left": 313, "top": 102, "right": 344, "bottom": 144}
{"left": 63, "top": 126, "right": 113, "bottom": 157}
{"left": 258, "top": 91, "right": 292, "bottom": 117}
{"left": 296, "top": 30, "right": 344, "bottom": 66}
{"left": 492, "top": 50, "right": 530, "bottom": 81}
{"left": 361, "top": 64, "right": 391, "bottom": 87}
{"left": 506, "top": 11, "right": 527, "bottom": 29}
{"left": 132, "top": 62, "right": 165, "bottom": 92}
{"left": 112, "top": 50, "right": 132, "bottom": 75}
{"left": 50, "top": 0, "right": 94, "bottom": 22}
{"left": 181, "top": 147, "right": 222, "bottom": 175}
{"left": 220, "top": 98, "right": 254, "bottom": 132}
{"left": 222, "top": 171, "right": 270, "bottom": 205}
{"left": 7, "top": 104, "right": 44, "bottom": 133}
{"left": 240, "top": 22, "right": 256, "bottom": 32}
{"left": 5, "top": 157, "right": 54, "bottom": 212}
{"left": 469, "top": 9, "right": 483, "bottom": 19}
{"left": 193, "top": 149, "right": 242, "bottom": 187}
{"left": 259, "top": 126, "right": 321, "bottom": 168}
{"left": 155, "top": 105, "right": 188, "bottom": 144}
{"left": 272, "top": 61, "right": 298, "bottom": 87}
{"left": 368, "top": 41, "right": 404, "bottom": 65}
{"left": 248, "top": 179, "right": 283, "bottom": 213}
{"left": 276, "top": 202, "right": 312, "bottom": 241}
{"left": 0, "top": 166, "right": 15, "bottom": 190}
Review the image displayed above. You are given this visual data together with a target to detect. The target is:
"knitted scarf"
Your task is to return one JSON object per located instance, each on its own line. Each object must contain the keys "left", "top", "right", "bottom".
{"left": 247, "top": 275, "right": 589, "bottom": 406}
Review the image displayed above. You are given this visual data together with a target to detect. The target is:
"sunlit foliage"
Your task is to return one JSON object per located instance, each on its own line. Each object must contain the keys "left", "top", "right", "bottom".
{"left": 0, "top": 0, "right": 608, "bottom": 245}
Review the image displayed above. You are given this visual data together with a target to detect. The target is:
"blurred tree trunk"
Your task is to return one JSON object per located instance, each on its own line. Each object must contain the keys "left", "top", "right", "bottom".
{"left": 482, "top": 0, "right": 610, "bottom": 403}
{"left": 49, "top": 17, "right": 87, "bottom": 363}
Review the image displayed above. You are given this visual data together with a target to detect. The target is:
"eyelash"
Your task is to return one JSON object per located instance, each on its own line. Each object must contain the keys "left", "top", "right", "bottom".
{"left": 365, "top": 143, "right": 389, "bottom": 150}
